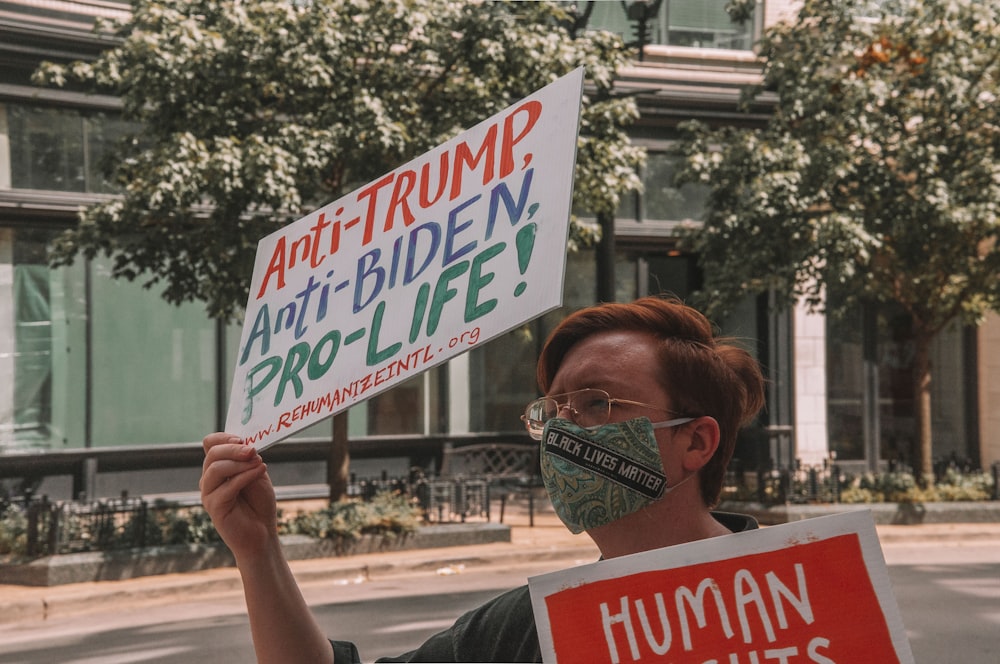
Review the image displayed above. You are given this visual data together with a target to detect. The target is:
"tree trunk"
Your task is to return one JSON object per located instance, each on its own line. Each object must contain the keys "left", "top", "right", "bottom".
{"left": 596, "top": 212, "right": 616, "bottom": 302}
{"left": 911, "top": 334, "right": 934, "bottom": 484}
{"left": 327, "top": 413, "right": 350, "bottom": 502}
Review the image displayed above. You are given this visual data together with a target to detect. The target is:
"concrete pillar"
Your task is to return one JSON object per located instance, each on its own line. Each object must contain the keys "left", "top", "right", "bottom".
{"left": 793, "top": 298, "right": 829, "bottom": 466}
{"left": 978, "top": 312, "right": 1000, "bottom": 468}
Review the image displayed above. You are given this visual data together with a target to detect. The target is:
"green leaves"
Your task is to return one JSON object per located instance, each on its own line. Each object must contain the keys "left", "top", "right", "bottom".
{"left": 37, "top": 0, "right": 642, "bottom": 320}
{"left": 679, "top": 0, "right": 1000, "bottom": 475}
{"left": 679, "top": 0, "right": 1000, "bottom": 331}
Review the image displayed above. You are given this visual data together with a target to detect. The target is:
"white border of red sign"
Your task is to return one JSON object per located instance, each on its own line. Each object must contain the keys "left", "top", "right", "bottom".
{"left": 529, "top": 510, "right": 914, "bottom": 663}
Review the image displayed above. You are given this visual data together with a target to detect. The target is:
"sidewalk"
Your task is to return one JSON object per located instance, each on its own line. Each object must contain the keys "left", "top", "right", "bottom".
{"left": 3, "top": 506, "right": 1000, "bottom": 627}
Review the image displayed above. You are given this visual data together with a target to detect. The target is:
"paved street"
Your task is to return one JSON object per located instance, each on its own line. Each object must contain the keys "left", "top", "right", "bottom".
{"left": 1, "top": 513, "right": 999, "bottom": 663}
{"left": 0, "top": 557, "right": 575, "bottom": 663}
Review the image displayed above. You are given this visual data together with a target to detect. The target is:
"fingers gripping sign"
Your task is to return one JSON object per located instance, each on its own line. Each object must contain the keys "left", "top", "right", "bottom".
{"left": 200, "top": 433, "right": 278, "bottom": 554}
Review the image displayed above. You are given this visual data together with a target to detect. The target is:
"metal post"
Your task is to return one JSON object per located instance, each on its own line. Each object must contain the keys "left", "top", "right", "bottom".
{"left": 47, "top": 504, "right": 60, "bottom": 556}
{"left": 480, "top": 481, "right": 490, "bottom": 521}
{"left": 596, "top": 212, "right": 616, "bottom": 302}
{"left": 138, "top": 500, "right": 148, "bottom": 549}
{"left": 74, "top": 456, "right": 97, "bottom": 502}
{"left": 26, "top": 501, "right": 40, "bottom": 557}
{"left": 862, "top": 302, "right": 881, "bottom": 473}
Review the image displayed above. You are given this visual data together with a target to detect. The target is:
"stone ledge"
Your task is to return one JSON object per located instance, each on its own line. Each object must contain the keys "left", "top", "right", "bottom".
{"left": 0, "top": 522, "right": 510, "bottom": 587}
{"left": 720, "top": 501, "right": 1000, "bottom": 526}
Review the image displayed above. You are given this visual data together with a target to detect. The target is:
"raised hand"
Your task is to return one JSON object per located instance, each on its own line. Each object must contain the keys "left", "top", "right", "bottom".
{"left": 199, "top": 433, "right": 277, "bottom": 560}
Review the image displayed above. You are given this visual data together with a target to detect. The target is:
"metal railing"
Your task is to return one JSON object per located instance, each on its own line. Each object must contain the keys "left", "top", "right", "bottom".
{"left": 9, "top": 458, "right": 999, "bottom": 557}
{"left": 24, "top": 493, "right": 158, "bottom": 557}
{"left": 724, "top": 460, "right": 1000, "bottom": 506}
{"left": 13, "top": 470, "right": 498, "bottom": 558}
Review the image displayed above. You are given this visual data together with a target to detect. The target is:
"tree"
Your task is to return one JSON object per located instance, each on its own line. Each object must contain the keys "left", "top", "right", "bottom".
{"left": 678, "top": 0, "right": 1000, "bottom": 479}
{"left": 34, "top": 0, "right": 643, "bottom": 499}
{"left": 36, "top": 0, "right": 642, "bottom": 321}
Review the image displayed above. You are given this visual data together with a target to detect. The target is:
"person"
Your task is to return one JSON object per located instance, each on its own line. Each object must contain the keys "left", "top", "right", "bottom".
{"left": 199, "top": 295, "right": 766, "bottom": 663}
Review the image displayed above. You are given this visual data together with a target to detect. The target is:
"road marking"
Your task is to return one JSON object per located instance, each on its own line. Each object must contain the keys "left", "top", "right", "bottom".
{"left": 936, "top": 576, "right": 1000, "bottom": 599}
{"left": 374, "top": 619, "right": 456, "bottom": 634}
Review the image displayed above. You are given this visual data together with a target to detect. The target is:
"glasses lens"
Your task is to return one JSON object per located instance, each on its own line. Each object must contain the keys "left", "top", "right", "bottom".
{"left": 571, "top": 389, "right": 611, "bottom": 428}
{"left": 522, "top": 389, "right": 612, "bottom": 439}
{"left": 523, "top": 397, "right": 555, "bottom": 439}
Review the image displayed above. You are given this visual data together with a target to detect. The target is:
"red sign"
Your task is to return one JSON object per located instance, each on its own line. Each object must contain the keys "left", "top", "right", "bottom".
{"left": 529, "top": 511, "right": 913, "bottom": 663}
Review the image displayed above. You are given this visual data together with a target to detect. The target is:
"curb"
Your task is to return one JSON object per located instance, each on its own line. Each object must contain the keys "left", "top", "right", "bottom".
{"left": 719, "top": 500, "right": 1000, "bottom": 526}
{"left": 0, "top": 523, "right": 512, "bottom": 587}
{"left": 0, "top": 530, "right": 590, "bottom": 626}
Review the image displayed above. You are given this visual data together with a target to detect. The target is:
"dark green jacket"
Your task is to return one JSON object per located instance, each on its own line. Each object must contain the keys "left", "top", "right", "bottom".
{"left": 333, "top": 512, "right": 758, "bottom": 663}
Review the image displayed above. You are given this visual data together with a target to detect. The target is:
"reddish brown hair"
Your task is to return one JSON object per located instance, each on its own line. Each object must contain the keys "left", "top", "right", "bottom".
{"left": 537, "top": 296, "right": 765, "bottom": 507}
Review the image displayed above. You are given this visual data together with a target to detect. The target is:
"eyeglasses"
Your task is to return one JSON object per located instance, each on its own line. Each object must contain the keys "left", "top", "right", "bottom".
{"left": 521, "top": 388, "right": 683, "bottom": 441}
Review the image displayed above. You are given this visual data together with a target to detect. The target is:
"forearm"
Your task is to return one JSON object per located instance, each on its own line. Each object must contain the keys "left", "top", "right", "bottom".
{"left": 236, "top": 535, "right": 334, "bottom": 664}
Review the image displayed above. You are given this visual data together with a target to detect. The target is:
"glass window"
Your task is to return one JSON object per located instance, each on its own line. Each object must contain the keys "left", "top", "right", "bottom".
{"left": 826, "top": 306, "right": 865, "bottom": 461}
{"left": 0, "top": 228, "right": 86, "bottom": 451}
{"left": 825, "top": 300, "right": 973, "bottom": 466}
{"left": 89, "top": 255, "right": 219, "bottom": 446}
{"left": 663, "top": 0, "right": 756, "bottom": 50}
{"left": 7, "top": 104, "right": 133, "bottom": 193}
{"left": 617, "top": 150, "right": 709, "bottom": 223}
{"left": 643, "top": 253, "right": 702, "bottom": 299}
{"left": 8, "top": 105, "right": 86, "bottom": 191}
{"left": 583, "top": 0, "right": 756, "bottom": 51}
{"left": 643, "top": 151, "right": 709, "bottom": 221}
{"left": 85, "top": 113, "right": 133, "bottom": 194}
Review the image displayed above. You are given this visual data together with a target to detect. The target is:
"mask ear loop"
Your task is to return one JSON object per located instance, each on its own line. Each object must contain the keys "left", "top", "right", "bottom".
{"left": 650, "top": 416, "right": 698, "bottom": 497}
{"left": 651, "top": 416, "right": 695, "bottom": 430}
{"left": 660, "top": 469, "right": 697, "bottom": 497}
{"left": 580, "top": 416, "right": 695, "bottom": 433}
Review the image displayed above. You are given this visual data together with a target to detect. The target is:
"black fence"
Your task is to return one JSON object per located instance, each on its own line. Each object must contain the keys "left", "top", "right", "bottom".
{"left": 345, "top": 471, "right": 492, "bottom": 524}
{"left": 727, "top": 459, "right": 1000, "bottom": 506}
{"left": 726, "top": 462, "right": 841, "bottom": 505}
{"left": 23, "top": 493, "right": 160, "bottom": 558}
{"left": 12, "top": 471, "right": 497, "bottom": 558}
{"left": 7, "top": 460, "right": 999, "bottom": 558}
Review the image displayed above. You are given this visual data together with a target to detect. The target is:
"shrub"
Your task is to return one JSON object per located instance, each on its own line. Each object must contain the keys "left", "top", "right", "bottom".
{"left": 839, "top": 469, "right": 993, "bottom": 504}
{"left": 0, "top": 490, "right": 422, "bottom": 560}
{"left": 0, "top": 505, "right": 27, "bottom": 557}
{"left": 281, "top": 491, "right": 422, "bottom": 541}
{"left": 158, "top": 506, "right": 222, "bottom": 546}
{"left": 927, "top": 468, "right": 993, "bottom": 502}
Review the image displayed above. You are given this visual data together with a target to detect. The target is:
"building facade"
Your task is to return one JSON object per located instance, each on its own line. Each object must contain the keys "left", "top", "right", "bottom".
{"left": 1, "top": 0, "right": 995, "bottom": 494}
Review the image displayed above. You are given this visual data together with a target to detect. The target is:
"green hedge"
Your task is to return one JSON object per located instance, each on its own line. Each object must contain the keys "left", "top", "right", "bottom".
{"left": 0, "top": 491, "right": 422, "bottom": 561}
{"left": 839, "top": 468, "right": 994, "bottom": 504}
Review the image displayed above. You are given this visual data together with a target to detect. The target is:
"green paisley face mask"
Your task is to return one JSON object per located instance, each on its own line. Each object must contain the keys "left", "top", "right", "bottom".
{"left": 540, "top": 416, "right": 694, "bottom": 534}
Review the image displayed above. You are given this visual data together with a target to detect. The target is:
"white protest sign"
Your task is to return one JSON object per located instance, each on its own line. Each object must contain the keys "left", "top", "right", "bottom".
{"left": 226, "top": 68, "right": 584, "bottom": 449}
{"left": 529, "top": 511, "right": 914, "bottom": 664}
